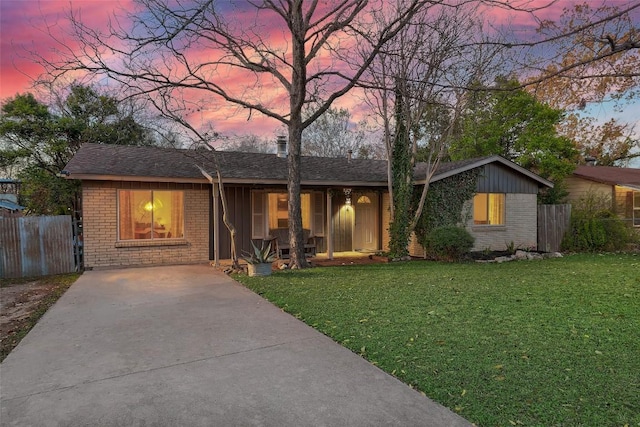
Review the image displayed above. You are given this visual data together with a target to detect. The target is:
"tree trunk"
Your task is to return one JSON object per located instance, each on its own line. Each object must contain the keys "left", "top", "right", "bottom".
{"left": 287, "top": 0, "right": 308, "bottom": 269}
{"left": 287, "top": 123, "right": 307, "bottom": 268}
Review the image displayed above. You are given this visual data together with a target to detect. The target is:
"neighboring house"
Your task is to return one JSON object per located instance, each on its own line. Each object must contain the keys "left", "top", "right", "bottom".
{"left": 63, "top": 143, "right": 552, "bottom": 269}
{"left": 0, "top": 179, "right": 24, "bottom": 218}
{"left": 565, "top": 165, "right": 640, "bottom": 227}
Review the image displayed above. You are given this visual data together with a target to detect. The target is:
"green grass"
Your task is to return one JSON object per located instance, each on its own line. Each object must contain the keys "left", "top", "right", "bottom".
{"left": 235, "top": 254, "right": 640, "bottom": 426}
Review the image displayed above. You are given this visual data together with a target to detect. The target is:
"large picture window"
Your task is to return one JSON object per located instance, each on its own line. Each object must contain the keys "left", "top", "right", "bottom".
{"left": 118, "top": 190, "right": 184, "bottom": 240}
{"left": 473, "top": 193, "right": 505, "bottom": 225}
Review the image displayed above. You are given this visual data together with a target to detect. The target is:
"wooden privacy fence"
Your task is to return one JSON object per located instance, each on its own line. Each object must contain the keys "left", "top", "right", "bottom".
{"left": 0, "top": 215, "right": 75, "bottom": 279}
{"left": 537, "top": 204, "right": 571, "bottom": 253}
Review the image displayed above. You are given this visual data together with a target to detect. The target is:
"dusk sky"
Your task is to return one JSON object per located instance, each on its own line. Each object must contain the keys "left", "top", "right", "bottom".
{"left": 1, "top": 0, "right": 638, "bottom": 142}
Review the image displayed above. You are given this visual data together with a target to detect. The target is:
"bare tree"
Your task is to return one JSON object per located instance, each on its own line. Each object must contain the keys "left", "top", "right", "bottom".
{"left": 526, "top": 2, "right": 640, "bottom": 110}
{"left": 35, "top": 0, "right": 639, "bottom": 263}
{"left": 302, "top": 107, "right": 368, "bottom": 158}
{"left": 360, "top": 0, "right": 640, "bottom": 257}
{"left": 220, "top": 134, "right": 275, "bottom": 154}
{"left": 525, "top": 3, "right": 640, "bottom": 167}
{"left": 361, "top": 2, "right": 504, "bottom": 256}
{"left": 146, "top": 101, "right": 244, "bottom": 269}
{"left": 40, "top": 0, "right": 431, "bottom": 268}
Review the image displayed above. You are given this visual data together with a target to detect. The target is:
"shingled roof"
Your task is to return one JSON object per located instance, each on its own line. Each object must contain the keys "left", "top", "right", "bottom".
{"left": 63, "top": 143, "right": 552, "bottom": 187}
{"left": 573, "top": 165, "right": 640, "bottom": 190}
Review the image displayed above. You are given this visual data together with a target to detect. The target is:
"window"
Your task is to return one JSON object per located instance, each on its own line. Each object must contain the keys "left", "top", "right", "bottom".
{"left": 473, "top": 193, "right": 505, "bottom": 225}
{"left": 251, "top": 191, "right": 324, "bottom": 238}
{"left": 634, "top": 191, "right": 640, "bottom": 227}
{"left": 118, "top": 190, "right": 184, "bottom": 240}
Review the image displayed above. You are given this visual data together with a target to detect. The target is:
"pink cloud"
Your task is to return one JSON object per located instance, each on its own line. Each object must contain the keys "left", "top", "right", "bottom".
{"left": 1, "top": 0, "right": 134, "bottom": 100}
{"left": 2, "top": 0, "right": 637, "bottom": 140}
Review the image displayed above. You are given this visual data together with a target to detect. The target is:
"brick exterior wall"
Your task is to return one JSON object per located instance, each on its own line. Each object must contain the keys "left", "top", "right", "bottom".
{"left": 405, "top": 193, "right": 539, "bottom": 257}
{"left": 82, "top": 181, "right": 210, "bottom": 269}
{"left": 467, "top": 193, "right": 538, "bottom": 251}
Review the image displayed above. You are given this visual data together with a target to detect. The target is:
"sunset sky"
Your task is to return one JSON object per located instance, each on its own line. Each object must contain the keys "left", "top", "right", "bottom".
{"left": 1, "top": 0, "right": 638, "bottom": 143}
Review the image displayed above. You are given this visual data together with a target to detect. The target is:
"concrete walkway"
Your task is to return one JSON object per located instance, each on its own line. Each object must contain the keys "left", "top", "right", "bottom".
{"left": 1, "top": 265, "right": 471, "bottom": 426}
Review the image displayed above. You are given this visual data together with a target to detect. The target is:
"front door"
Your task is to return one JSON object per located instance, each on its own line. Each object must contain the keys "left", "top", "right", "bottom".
{"left": 354, "top": 192, "right": 378, "bottom": 251}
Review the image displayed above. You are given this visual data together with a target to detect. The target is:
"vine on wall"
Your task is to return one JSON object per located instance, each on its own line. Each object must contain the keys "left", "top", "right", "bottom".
{"left": 414, "top": 168, "right": 480, "bottom": 248}
{"left": 388, "top": 91, "right": 414, "bottom": 258}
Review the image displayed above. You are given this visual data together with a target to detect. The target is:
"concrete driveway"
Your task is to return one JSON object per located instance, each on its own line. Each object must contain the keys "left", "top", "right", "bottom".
{"left": 1, "top": 265, "right": 471, "bottom": 426}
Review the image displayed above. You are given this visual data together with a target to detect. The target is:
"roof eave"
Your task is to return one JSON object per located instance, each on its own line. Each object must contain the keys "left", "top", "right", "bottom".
{"left": 573, "top": 172, "right": 640, "bottom": 189}
{"left": 65, "top": 173, "right": 388, "bottom": 187}
{"left": 571, "top": 173, "right": 614, "bottom": 185}
{"left": 65, "top": 174, "right": 209, "bottom": 184}
{"left": 416, "top": 155, "right": 554, "bottom": 188}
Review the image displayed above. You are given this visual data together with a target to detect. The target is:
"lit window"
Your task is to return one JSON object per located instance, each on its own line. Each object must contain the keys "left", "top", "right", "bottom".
{"left": 118, "top": 190, "right": 184, "bottom": 240}
{"left": 473, "top": 193, "right": 505, "bottom": 225}
{"left": 267, "top": 193, "right": 311, "bottom": 230}
{"left": 251, "top": 191, "right": 324, "bottom": 238}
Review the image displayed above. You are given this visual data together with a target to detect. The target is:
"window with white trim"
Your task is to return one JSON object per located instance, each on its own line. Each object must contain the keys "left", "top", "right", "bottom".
{"left": 118, "top": 190, "right": 184, "bottom": 240}
{"left": 473, "top": 193, "right": 505, "bottom": 225}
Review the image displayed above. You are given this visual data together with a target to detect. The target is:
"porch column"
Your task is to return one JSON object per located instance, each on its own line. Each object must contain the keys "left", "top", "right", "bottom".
{"left": 213, "top": 182, "right": 220, "bottom": 267}
{"left": 326, "top": 190, "right": 333, "bottom": 260}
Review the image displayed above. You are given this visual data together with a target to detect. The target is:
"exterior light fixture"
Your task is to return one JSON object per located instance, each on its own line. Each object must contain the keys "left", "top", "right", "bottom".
{"left": 344, "top": 188, "right": 352, "bottom": 206}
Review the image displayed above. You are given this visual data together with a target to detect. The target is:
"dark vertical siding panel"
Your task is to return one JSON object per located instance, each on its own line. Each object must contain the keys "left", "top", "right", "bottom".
{"left": 218, "top": 188, "right": 231, "bottom": 259}
{"left": 238, "top": 187, "right": 252, "bottom": 256}
{"left": 476, "top": 164, "right": 538, "bottom": 194}
{"left": 215, "top": 186, "right": 253, "bottom": 260}
{"left": 233, "top": 187, "right": 243, "bottom": 256}
{"left": 242, "top": 187, "right": 252, "bottom": 254}
{"left": 209, "top": 185, "right": 214, "bottom": 261}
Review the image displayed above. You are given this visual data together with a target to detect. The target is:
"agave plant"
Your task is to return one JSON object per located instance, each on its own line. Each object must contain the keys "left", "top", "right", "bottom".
{"left": 242, "top": 241, "right": 277, "bottom": 264}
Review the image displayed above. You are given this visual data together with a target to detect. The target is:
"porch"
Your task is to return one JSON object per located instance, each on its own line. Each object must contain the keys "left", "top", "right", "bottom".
{"left": 210, "top": 185, "right": 387, "bottom": 266}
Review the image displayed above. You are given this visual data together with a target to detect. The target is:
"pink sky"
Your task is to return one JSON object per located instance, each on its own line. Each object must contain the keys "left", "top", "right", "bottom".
{"left": 1, "top": 0, "right": 638, "bottom": 139}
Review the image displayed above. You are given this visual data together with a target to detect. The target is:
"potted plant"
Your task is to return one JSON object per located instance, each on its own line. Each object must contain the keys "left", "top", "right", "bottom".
{"left": 243, "top": 241, "right": 276, "bottom": 277}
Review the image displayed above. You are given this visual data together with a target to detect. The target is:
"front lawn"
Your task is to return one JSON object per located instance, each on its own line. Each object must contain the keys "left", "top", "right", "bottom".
{"left": 236, "top": 253, "right": 639, "bottom": 426}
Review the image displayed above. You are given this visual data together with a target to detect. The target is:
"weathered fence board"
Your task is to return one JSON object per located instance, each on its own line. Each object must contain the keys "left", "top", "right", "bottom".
{"left": 537, "top": 204, "right": 571, "bottom": 253}
{"left": 0, "top": 216, "right": 75, "bottom": 278}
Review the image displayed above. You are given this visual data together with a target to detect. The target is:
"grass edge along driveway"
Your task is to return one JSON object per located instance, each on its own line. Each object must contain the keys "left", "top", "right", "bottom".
{"left": 236, "top": 253, "right": 639, "bottom": 427}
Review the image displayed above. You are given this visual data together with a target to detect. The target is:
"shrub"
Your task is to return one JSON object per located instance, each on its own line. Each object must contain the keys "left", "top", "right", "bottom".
{"left": 598, "top": 210, "right": 634, "bottom": 251}
{"left": 424, "top": 226, "right": 475, "bottom": 262}
{"left": 562, "top": 191, "right": 634, "bottom": 252}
